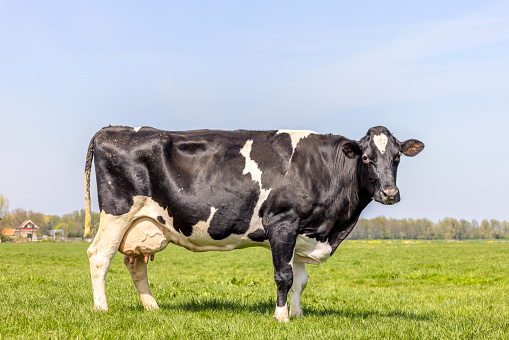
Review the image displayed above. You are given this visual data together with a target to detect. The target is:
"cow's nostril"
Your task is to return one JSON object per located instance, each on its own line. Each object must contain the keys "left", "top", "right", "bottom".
{"left": 382, "top": 187, "right": 399, "bottom": 198}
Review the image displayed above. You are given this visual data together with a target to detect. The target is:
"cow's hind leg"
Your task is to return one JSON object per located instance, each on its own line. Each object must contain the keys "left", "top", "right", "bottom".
{"left": 123, "top": 255, "right": 159, "bottom": 310}
{"left": 289, "top": 261, "right": 308, "bottom": 318}
{"left": 87, "top": 213, "right": 130, "bottom": 311}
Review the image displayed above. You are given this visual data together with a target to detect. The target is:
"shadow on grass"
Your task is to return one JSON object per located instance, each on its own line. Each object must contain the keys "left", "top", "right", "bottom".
{"left": 304, "top": 305, "right": 430, "bottom": 321}
{"left": 151, "top": 297, "right": 431, "bottom": 321}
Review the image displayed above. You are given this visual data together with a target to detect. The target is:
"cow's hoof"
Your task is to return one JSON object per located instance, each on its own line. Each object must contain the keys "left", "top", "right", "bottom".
{"left": 144, "top": 304, "right": 159, "bottom": 311}
{"left": 274, "top": 305, "right": 289, "bottom": 322}
{"left": 93, "top": 305, "right": 108, "bottom": 312}
{"left": 290, "top": 311, "right": 304, "bottom": 318}
{"left": 273, "top": 315, "right": 289, "bottom": 323}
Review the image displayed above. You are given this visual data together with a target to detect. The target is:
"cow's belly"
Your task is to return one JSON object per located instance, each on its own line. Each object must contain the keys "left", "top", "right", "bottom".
{"left": 120, "top": 217, "right": 270, "bottom": 254}
{"left": 117, "top": 196, "right": 270, "bottom": 255}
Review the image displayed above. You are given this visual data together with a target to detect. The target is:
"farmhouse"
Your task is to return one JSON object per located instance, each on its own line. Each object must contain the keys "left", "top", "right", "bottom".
{"left": 2, "top": 220, "right": 40, "bottom": 241}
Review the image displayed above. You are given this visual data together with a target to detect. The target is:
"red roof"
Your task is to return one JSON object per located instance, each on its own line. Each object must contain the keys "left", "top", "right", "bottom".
{"left": 1, "top": 229, "right": 16, "bottom": 237}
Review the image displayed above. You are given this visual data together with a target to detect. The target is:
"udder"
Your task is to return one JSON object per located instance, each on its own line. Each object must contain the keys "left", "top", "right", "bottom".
{"left": 118, "top": 218, "right": 171, "bottom": 263}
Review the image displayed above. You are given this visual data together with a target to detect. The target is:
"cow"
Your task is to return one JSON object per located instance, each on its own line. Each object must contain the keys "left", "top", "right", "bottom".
{"left": 84, "top": 125, "right": 424, "bottom": 322}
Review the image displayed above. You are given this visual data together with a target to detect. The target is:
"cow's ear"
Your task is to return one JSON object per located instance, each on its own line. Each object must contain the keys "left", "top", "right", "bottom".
{"left": 342, "top": 141, "right": 362, "bottom": 159}
{"left": 400, "top": 139, "right": 424, "bottom": 157}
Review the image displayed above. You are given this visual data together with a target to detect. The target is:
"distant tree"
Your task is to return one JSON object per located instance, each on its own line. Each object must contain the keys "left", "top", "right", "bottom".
{"left": 479, "top": 219, "right": 494, "bottom": 239}
{"left": 459, "top": 220, "right": 471, "bottom": 240}
{"left": 59, "top": 209, "right": 88, "bottom": 237}
{"left": 502, "top": 221, "right": 509, "bottom": 239}
{"left": 66, "top": 221, "right": 74, "bottom": 237}
{"left": 47, "top": 215, "right": 61, "bottom": 229}
{"left": 0, "top": 194, "right": 9, "bottom": 227}
{"left": 418, "top": 219, "right": 436, "bottom": 239}
{"left": 8, "top": 208, "right": 28, "bottom": 228}
{"left": 490, "top": 219, "right": 502, "bottom": 239}
{"left": 439, "top": 218, "right": 461, "bottom": 240}
{"left": 382, "top": 227, "right": 391, "bottom": 239}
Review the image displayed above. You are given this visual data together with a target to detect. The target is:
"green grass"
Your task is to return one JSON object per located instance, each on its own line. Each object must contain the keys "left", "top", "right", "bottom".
{"left": 1, "top": 240, "right": 508, "bottom": 339}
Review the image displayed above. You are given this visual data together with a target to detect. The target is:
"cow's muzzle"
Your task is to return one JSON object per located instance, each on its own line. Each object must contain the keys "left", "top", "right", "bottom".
{"left": 378, "top": 187, "right": 400, "bottom": 205}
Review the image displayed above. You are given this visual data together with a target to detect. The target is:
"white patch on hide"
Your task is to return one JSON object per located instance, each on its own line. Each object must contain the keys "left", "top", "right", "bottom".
{"left": 134, "top": 127, "right": 142, "bottom": 132}
{"left": 240, "top": 140, "right": 263, "bottom": 187}
{"left": 294, "top": 235, "right": 332, "bottom": 265}
{"left": 189, "top": 207, "right": 217, "bottom": 239}
{"left": 373, "top": 134, "right": 388, "bottom": 155}
{"left": 276, "top": 130, "right": 315, "bottom": 162}
{"left": 245, "top": 187, "right": 271, "bottom": 234}
{"left": 276, "top": 130, "right": 316, "bottom": 153}
{"left": 239, "top": 140, "right": 273, "bottom": 239}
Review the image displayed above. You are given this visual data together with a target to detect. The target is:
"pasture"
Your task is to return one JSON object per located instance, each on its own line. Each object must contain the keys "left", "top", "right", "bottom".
{"left": 0, "top": 240, "right": 508, "bottom": 339}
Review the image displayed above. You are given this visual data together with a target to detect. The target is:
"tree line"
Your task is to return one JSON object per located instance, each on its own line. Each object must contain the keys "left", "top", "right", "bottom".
{"left": 1, "top": 194, "right": 508, "bottom": 240}
{"left": 348, "top": 216, "right": 509, "bottom": 240}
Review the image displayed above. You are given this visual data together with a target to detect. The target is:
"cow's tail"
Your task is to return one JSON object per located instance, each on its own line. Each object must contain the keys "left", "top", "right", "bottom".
{"left": 84, "top": 130, "right": 101, "bottom": 238}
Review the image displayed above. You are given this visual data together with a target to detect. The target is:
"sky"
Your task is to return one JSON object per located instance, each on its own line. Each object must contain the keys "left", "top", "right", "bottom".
{"left": 1, "top": 0, "right": 508, "bottom": 222}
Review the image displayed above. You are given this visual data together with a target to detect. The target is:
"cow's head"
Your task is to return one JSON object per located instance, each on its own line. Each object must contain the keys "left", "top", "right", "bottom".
{"left": 342, "top": 126, "right": 424, "bottom": 205}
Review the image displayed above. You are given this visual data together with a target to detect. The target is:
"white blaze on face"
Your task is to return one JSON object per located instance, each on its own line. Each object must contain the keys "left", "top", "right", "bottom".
{"left": 134, "top": 127, "right": 142, "bottom": 132}
{"left": 373, "top": 134, "right": 388, "bottom": 155}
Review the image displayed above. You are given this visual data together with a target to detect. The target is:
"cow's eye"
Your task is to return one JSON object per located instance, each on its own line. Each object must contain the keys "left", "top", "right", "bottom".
{"left": 362, "top": 155, "right": 370, "bottom": 163}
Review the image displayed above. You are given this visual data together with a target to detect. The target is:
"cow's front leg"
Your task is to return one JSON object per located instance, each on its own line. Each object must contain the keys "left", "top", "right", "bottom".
{"left": 123, "top": 255, "right": 159, "bottom": 310}
{"left": 267, "top": 219, "right": 298, "bottom": 322}
{"left": 289, "top": 261, "right": 307, "bottom": 318}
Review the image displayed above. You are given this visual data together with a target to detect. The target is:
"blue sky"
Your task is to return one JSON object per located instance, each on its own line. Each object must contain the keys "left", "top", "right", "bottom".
{"left": 1, "top": 0, "right": 508, "bottom": 222}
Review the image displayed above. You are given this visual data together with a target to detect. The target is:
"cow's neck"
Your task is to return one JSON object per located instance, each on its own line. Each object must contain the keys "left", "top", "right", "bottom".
{"left": 325, "top": 155, "right": 372, "bottom": 253}
{"left": 296, "top": 144, "right": 368, "bottom": 242}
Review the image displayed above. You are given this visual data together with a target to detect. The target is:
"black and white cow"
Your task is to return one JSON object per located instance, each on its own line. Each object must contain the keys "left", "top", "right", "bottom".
{"left": 84, "top": 126, "right": 424, "bottom": 321}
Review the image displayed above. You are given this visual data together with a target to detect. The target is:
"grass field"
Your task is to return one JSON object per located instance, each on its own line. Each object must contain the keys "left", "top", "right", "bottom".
{"left": 1, "top": 240, "right": 508, "bottom": 339}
